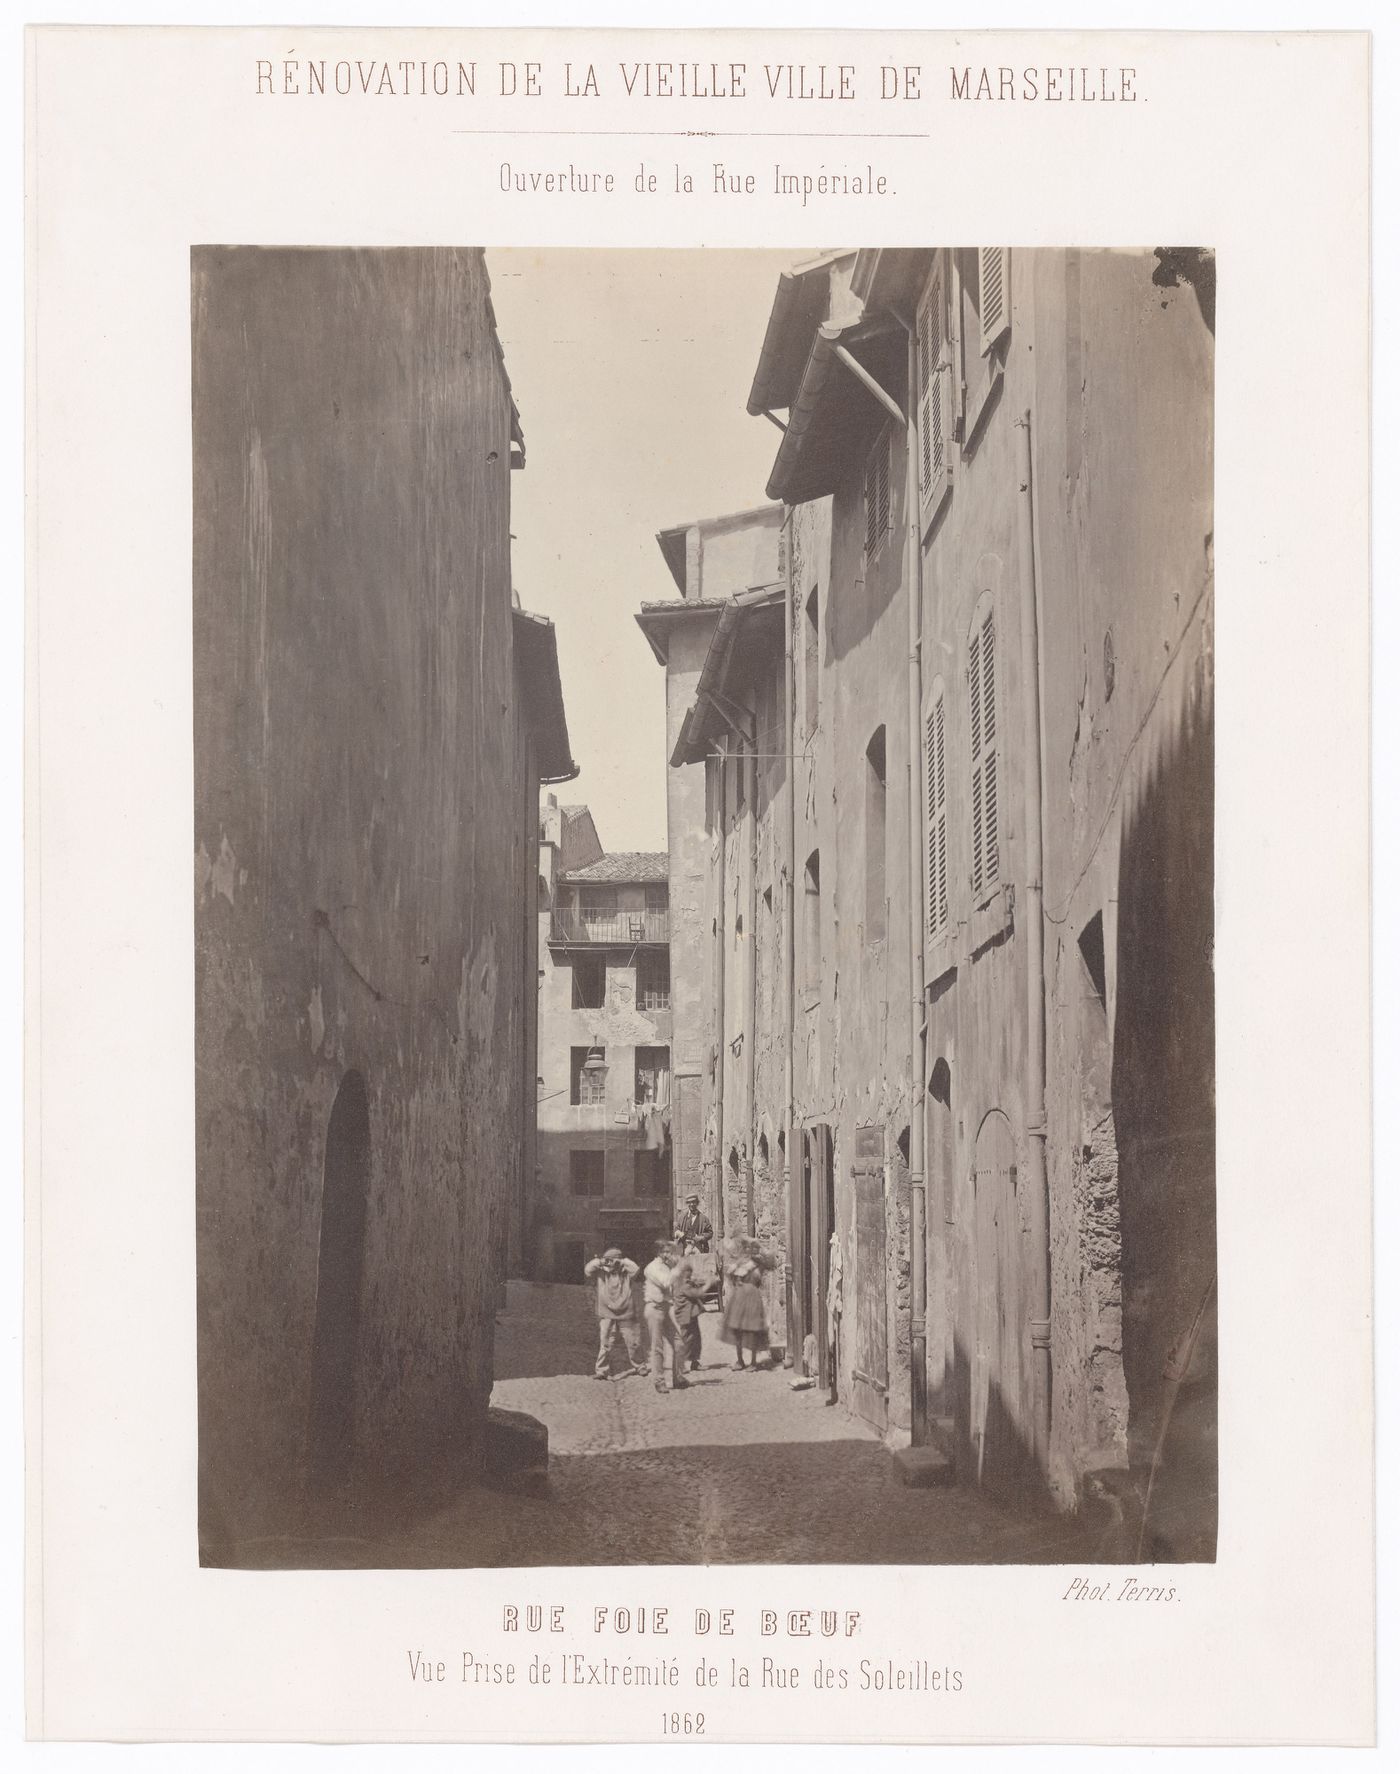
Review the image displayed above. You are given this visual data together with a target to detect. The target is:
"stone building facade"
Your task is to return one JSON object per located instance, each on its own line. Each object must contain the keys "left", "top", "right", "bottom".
{"left": 645, "top": 247, "right": 1216, "bottom": 1553}
{"left": 193, "top": 247, "right": 575, "bottom": 1561}
{"left": 535, "top": 842, "right": 675, "bottom": 1275}
{"left": 636, "top": 506, "right": 785, "bottom": 1236}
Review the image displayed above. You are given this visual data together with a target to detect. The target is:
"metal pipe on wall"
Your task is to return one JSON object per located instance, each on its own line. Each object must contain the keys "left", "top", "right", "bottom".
{"left": 901, "top": 314, "right": 929, "bottom": 1445}
{"left": 713, "top": 739, "right": 728, "bottom": 1245}
{"left": 1014, "top": 408, "right": 1052, "bottom": 1478}
{"left": 782, "top": 511, "right": 799, "bottom": 1363}
{"left": 834, "top": 343, "right": 906, "bottom": 430}
{"left": 744, "top": 736, "right": 760, "bottom": 1236}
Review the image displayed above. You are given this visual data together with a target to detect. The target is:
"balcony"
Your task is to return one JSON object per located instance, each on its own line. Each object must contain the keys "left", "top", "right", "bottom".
{"left": 549, "top": 908, "right": 669, "bottom": 947}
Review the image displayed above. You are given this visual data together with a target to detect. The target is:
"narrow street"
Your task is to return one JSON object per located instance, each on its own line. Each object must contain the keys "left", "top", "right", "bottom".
{"left": 347, "top": 1282, "right": 1110, "bottom": 1568}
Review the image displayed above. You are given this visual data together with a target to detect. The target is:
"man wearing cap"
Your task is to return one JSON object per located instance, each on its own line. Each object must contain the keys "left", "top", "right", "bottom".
{"left": 675, "top": 1193, "right": 713, "bottom": 1253}
{"left": 583, "top": 1247, "right": 645, "bottom": 1380}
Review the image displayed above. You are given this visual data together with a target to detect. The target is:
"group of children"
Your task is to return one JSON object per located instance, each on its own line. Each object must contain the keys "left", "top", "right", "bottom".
{"left": 583, "top": 1231, "right": 777, "bottom": 1393}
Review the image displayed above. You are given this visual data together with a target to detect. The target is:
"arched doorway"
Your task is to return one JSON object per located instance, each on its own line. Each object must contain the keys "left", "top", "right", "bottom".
{"left": 308, "top": 1070, "right": 371, "bottom": 1484}
{"left": 972, "top": 1109, "right": 1029, "bottom": 1487}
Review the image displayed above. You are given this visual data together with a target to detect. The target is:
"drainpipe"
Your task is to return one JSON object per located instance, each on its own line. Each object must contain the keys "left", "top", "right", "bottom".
{"left": 745, "top": 737, "right": 760, "bottom": 1236}
{"left": 782, "top": 511, "right": 798, "bottom": 1359}
{"left": 1015, "top": 409, "right": 1052, "bottom": 1480}
{"left": 899, "top": 316, "right": 928, "bottom": 1445}
{"left": 713, "top": 739, "right": 728, "bottom": 1245}
{"left": 834, "top": 344, "right": 906, "bottom": 430}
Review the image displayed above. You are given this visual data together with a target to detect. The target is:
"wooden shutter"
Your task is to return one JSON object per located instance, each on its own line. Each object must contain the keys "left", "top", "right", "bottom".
{"left": 979, "top": 247, "right": 1011, "bottom": 354}
{"left": 916, "top": 266, "right": 951, "bottom": 519}
{"left": 979, "top": 611, "right": 999, "bottom": 885}
{"left": 924, "top": 689, "right": 948, "bottom": 939}
{"left": 969, "top": 609, "right": 1000, "bottom": 897}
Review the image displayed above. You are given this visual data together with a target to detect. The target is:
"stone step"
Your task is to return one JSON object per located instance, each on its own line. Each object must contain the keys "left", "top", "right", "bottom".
{"left": 484, "top": 1404, "right": 549, "bottom": 1494}
{"left": 891, "top": 1444, "right": 956, "bottom": 1488}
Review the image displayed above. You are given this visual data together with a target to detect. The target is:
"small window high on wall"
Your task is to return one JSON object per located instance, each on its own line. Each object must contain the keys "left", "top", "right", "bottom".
{"left": 804, "top": 586, "right": 820, "bottom": 737}
{"left": 637, "top": 948, "right": 670, "bottom": 1011}
{"left": 569, "top": 1150, "right": 604, "bottom": 1197}
{"left": 570, "top": 1046, "right": 607, "bottom": 1107}
{"left": 802, "top": 850, "right": 821, "bottom": 994}
{"left": 572, "top": 954, "right": 605, "bottom": 1010}
{"left": 864, "top": 425, "right": 892, "bottom": 562}
{"left": 635, "top": 1045, "right": 670, "bottom": 1106}
{"left": 865, "top": 726, "right": 887, "bottom": 943}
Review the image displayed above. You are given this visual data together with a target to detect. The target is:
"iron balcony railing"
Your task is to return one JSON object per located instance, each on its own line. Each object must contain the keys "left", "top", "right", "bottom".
{"left": 549, "top": 908, "right": 669, "bottom": 946}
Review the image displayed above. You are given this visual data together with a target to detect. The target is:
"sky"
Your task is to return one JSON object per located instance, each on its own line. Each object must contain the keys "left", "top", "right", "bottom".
{"left": 489, "top": 249, "right": 808, "bottom": 853}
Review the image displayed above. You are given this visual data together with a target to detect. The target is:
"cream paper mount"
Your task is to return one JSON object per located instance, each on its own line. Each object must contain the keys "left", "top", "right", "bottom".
{"left": 25, "top": 24, "right": 1372, "bottom": 1747}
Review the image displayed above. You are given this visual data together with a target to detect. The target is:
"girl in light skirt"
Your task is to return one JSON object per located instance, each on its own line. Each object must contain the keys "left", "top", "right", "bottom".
{"left": 720, "top": 1237, "right": 773, "bottom": 1370}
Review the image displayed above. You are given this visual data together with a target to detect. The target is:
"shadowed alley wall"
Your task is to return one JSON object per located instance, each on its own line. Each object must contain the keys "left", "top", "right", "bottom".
{"left": 193, "top": 246, "right": 530, "bottom": 1560}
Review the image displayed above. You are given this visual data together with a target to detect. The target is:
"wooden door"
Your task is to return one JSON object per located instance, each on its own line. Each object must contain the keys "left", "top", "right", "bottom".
{"left": 851, "top": 1125, "right": 889, "bottom": 1432}
{"left": 972, "top": 1111, "right": 1024, "bottom": 1485}
{"left": 792, "top": 1134, "right": 813, "bottom": 1372}
{"left": 812, "top": 1125, "right": 834, "bottom": 1391}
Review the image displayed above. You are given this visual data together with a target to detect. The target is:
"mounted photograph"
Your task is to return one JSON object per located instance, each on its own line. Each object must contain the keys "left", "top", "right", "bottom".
{"left": 192, "top": 243, "right": 1216, "bottom": 1570}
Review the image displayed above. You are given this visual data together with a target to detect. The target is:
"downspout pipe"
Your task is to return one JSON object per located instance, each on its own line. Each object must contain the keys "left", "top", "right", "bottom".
{"left": 745, "top": 736, "right": 760, "bottom": 1236}
{"left": 900, "top": 314, "right": 928, "bottom": 1446}
{"left": 782, "top": 511, "right": 798, "bottom": 1362}
{"left": 713, "top": 739, "right": 729, "bottom": 1245}
{"left": 1015, "top": 409, "right": 1052, "bottom": 1481}
{"left": 833, "top": 344, "right": 906, "bottom": 430}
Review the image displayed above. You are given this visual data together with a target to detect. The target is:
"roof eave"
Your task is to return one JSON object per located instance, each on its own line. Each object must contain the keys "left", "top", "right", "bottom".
{"left": 512, "top": 608, "right": 578, "bottom": 782}
{"left": 656, "top": 524, "right": 689, "bottom": 593}
{"left": 764, "top": 325, "right": 843, "bottom": 502}
{"left": 671, "top": 586, "right": 785, "bottom": 765}
{"left": 747, "top": 254, "right": 855, "bottom": 414}
{"left": 634, "top": 598, "right": 727, "bottom": 665}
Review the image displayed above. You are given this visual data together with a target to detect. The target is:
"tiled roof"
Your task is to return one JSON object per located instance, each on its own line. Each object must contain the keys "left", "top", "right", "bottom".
{"left": 562, "top": 852, "right": 669, "bottom": 884}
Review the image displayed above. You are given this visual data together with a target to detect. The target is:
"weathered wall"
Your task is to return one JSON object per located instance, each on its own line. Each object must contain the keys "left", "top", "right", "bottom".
{"left": 821, "top": 404, "right": 915, "bottom": 1440}
{"left": 693, "top": 505, "right": 785, "bottom": 598}
{"left": 918, "top": 254, "right": 1039, "bottom": 1491}
{"left": 537, "top": 934, "right": 673, "bottom": 1271}
{"left": 662, "top": 622, "right": 716, "bottom": 1217}
{"left": 193, "top": 246, "right": 527, "bottom": 1558}
{"left": 707, "top": 638, "right": 790, "bottom": 1347}
{"left": 665, "top": 509, "right": 784, "bottom": 1235}
{"left": 918, "top": 248, "right": 1214, "bottom": 1525}
{"left": 514, "top": 729, "right": 542, "bottom": 1280}
{"left": 789, "top": 495, "right": 838, "bottom": 1136}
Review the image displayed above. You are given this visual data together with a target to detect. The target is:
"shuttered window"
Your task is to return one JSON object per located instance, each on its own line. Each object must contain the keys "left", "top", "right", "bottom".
{"left": 969, "top": 609, "right": 1000, "bottom": 898}
{"left": 978, "top": 247, "right": 1011, "bottom": 354}
{"left": 863, "top": 425, "right": 891, "bottom": 561}
{"left": 924, "top": 687, "right": 949, "bottom": 939}
{"left": 916, "top": 265, "right": 952, "bottom": 522}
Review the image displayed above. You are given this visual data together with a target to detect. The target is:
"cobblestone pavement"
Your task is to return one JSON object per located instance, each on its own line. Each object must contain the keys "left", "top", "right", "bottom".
{"left": 353, "top": 1281, "right": 1109, "bottom": 1568}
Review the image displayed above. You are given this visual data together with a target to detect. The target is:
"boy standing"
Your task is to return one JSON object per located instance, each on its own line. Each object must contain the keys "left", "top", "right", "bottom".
{"left": 642, "top": 1242, "right": 687, "bottom": 1394}
{"left": 584, "top": 1248, "right": 645, "bottom": 1379}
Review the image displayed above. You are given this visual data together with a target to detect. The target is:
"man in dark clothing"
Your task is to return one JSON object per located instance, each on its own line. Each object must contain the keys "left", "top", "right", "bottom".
{"left": 671, "top": 1254, "right": 707, "bottom": 1373}
{"left": 674, "top": 1193, "right": 713, "bottom": 1253}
